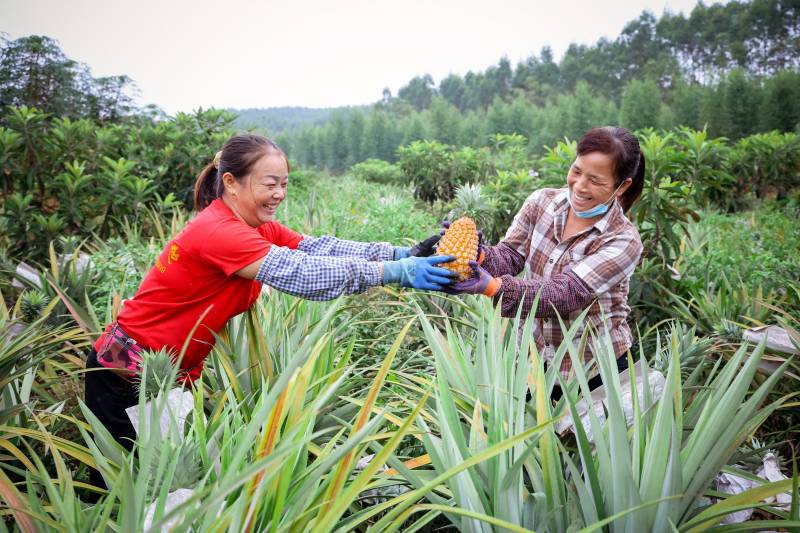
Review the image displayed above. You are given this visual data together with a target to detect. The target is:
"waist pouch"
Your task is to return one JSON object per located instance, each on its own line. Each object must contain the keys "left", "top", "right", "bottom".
{"left": 96, "top": 323, "right": 144, "bottom": 378}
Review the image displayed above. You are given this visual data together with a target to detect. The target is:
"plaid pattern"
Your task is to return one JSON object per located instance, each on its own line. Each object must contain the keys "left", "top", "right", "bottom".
{"left": 495, "top": 187, "right": 642, "bottom": 377}
{"left": 255, "top": 244, "right": 383, "bottom": 301}
{"left": 493, "top": 270, "right": 594, "bottom": 319}
{"left": 298, "top": 235, "right": 396, "bottom": 261}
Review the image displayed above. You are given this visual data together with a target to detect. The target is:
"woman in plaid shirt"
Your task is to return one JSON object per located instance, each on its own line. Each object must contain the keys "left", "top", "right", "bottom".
{"left": 449, "top": 127, "right": 645, "bottom": 390}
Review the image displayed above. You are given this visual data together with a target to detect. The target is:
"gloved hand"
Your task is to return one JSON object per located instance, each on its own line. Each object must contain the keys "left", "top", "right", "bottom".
{"left": 383, "top": 255, "right": 457, "bottom": 290}
{"left": 443, "top": 261, "right": 501, "bottom": 296}
{"left": 440, "top": 220, "right": 486, "bottom": 264}
{"left": 393, "top": 233, "right": 442, "bottom": 260}
{"left": 410, "top": 233, "right": 442, "bottom": 257}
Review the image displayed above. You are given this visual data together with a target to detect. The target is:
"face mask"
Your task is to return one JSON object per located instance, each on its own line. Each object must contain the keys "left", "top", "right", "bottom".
{"left": 568, "top": 182, "right": 623, "bottom": 219}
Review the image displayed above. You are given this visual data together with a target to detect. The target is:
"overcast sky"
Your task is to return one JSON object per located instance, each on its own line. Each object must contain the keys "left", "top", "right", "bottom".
{"left": 3, "top": 0, "right": 722, "bottom": 115}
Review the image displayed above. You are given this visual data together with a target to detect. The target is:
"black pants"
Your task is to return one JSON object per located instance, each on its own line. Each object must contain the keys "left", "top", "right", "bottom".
{"left": 527, "top": 347, "right": 635, "bottom": 403}
{"left": 84, "top": 348, "right": 139, "bottom": 491}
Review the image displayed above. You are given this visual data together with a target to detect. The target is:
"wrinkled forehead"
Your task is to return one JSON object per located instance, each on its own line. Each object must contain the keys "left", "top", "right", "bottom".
{"left": 573, "top": 152, "right": 615, "bottom": 181}
{"left": 250, "top": 153, "right": 289, "bottom": 181}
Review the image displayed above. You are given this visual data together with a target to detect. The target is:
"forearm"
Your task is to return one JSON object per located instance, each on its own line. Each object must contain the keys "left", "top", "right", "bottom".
{"left": 298, "top": 235, "right": 394, "bottom": 261}
{"left": 255, "top": 246, "right": 382, "bottom": 301}
{"left": 482, "top": 242, "right": 526, "bottom": 277}
{"left": 494, "top": 271, "right": 594, "bottom": 320}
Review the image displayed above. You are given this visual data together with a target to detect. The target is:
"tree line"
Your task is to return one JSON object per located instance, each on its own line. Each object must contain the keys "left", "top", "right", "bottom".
{"left": 270, "top": 0, "right": 799, "bottom": 173}
{"left": 0, "top": 34, "right": 155, "bottom": 122}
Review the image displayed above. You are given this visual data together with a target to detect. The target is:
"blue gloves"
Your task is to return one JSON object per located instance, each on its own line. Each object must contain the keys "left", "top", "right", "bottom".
{"left": 393, "top": 247, "right": 410, "bottom": 260}
{"left": 383, "top": 256, "right": 457, "bottom": 290}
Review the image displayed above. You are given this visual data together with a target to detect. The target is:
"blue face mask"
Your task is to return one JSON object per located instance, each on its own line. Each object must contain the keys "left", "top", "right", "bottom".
{"left": 568, "top": 183, "right": 623, "bottom": 219}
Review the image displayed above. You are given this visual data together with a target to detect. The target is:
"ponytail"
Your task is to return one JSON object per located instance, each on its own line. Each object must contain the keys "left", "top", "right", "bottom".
{"left": 193, "top": 161, "right": 222, "bottom": 211}
{"left": 620, "top": 151, "right": 645, "bottom": 213}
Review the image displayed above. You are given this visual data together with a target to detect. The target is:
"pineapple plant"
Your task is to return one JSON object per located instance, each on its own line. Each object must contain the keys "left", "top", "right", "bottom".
{"left": 436, "top": 216, "right": 480, "bottom": 281}
{"left": 135, "top": 348, "right": 179, "bottom": 400}
{"left": 19, "top": 289, "right": 50, "bottom": 322}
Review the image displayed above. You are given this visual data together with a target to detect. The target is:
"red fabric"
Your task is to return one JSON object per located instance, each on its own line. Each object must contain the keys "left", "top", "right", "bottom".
{"left": 93, "top": 198, "right": 302, "bottom": 381}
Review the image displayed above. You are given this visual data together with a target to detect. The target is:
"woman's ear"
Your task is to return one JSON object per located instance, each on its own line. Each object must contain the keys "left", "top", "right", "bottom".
{"left": 222, "top": 172, "right": 237, "bottom": 194}
{"left": 616, "top": 177, "right": 633, "bottom": 197}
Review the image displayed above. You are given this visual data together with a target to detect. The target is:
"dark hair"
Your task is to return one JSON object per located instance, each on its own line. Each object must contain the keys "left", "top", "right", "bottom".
{"left": 193, "top": 134, "right": 289, "bottom": 211}
{"left": 576, "top": 126, "right": 645, "bottom": 213}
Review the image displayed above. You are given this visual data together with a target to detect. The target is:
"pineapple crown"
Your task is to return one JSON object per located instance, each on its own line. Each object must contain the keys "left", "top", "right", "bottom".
{"left": 134, "top": 348, "right": 179, "bottom": 400}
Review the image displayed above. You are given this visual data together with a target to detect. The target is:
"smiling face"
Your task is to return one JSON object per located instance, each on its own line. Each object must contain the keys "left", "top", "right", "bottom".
{"left": 222, "top": 153, "right": 289, "bottom": 227}
{"left": 566, "top": 151, "right": 631, "bottom": 214}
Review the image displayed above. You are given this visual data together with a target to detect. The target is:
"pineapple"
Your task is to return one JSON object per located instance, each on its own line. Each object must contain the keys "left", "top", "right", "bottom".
{"left": 436, "top": 216, "right": 479, "bottom": 281}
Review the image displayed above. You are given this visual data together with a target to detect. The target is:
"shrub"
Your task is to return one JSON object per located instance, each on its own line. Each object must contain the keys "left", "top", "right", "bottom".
{"left": 350, "top": 158, "right": 403, "bottom": 185}
{"left": 397, "top": 140, "right": 494, "bottom": 203}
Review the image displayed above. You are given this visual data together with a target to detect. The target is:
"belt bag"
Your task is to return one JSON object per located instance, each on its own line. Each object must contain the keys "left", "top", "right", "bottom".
{"left": 96, "top": 323, "right": 144, "bottom": 378}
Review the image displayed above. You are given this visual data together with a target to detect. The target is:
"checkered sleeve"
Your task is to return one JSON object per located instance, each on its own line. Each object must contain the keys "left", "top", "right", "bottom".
{"left": 298, "top": 235, "right": 395, "bottom": 261}
{"left": 495, "top": 271, "right": 594, "bottom": 319}
{"left": 570, "top": 232, "right": 643, "bottom": 295}
{"left": 481, "top": 242, "right": 526, "bottom": 277}
{"left": 255, "top": 245, "right": 382, "bottom": 301}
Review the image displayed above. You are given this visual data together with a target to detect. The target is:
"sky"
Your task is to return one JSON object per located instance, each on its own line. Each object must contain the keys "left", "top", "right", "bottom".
{"left": 2, "top": 0, "right": 723, "bottom": 115}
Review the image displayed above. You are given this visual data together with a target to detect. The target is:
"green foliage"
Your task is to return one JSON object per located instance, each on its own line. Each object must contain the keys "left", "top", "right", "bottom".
{"left": 728, "top": 131, "right": 800, "bottom": 200}
{"left": 350, "top": 159, "right": 403, "bottom": 185}
{"left": 630, "top": 130, "right": 700, "bottom": 265}
{"left": 673, "top": 126, "right": 734, "bottom": 209}
{"left": 0, "top": 35, "right": 140, "bottom": 121}
{"left": 536, "top": 138, "right": 576, "bottom": 185}
{"left": 279, "top": 173, "right": 437, "bottom": 244}
{"left": 619, "top": 78, "right": 663, "bottom": 132}
{"left": 397, "top": 140, "right": 494, "bottom": 203}
{"left": 678, "top": 205, "right": 800, "bottom": 304}
{"left": 0, "top": 105, "right": 234, "bottom": 261}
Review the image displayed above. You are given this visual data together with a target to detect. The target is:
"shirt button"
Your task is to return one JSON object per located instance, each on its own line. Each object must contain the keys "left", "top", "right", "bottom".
{"left": 548, "top": 258, "right": 554, "bottom": 264}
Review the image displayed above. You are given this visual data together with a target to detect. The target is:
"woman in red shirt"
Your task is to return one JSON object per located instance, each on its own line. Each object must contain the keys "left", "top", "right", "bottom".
{"left": 85, "top": 134, "right": 455, "bottom": 484}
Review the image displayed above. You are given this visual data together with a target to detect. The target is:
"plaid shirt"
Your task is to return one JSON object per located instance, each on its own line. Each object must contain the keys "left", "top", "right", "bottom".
{"left": 254, "top": 235, "right": 395, "bottom": 301}
{"left": 493, "top": 187, "right": 642, "bottom": 376}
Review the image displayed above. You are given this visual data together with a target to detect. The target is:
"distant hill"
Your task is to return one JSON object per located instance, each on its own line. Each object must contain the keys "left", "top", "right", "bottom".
{"left": 232, "top": 106, "right": 368, "bottom": 134}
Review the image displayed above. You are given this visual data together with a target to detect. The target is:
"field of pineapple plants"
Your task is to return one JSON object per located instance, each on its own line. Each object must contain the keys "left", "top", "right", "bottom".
{"left": 1, "top": 106, "right": 800, "bottom": 531}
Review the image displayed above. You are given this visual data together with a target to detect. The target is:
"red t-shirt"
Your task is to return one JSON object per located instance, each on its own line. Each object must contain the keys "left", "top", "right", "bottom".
{"left": 94, "top": 198, "right": 303, "bottom": 381}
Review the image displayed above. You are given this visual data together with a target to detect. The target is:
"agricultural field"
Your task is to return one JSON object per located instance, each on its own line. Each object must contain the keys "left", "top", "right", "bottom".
{"left": 0, "top": 103, "right": 799, "bottom": 531}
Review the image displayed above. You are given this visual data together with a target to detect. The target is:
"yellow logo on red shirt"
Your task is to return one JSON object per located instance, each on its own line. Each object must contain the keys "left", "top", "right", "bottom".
{"left": 168, "top": 244, "right": 180, "bottom": 264}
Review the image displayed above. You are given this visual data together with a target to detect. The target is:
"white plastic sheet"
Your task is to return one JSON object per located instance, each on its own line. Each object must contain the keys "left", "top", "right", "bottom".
{"left": 125, "top": 388, "right": 194, "bottom": 437}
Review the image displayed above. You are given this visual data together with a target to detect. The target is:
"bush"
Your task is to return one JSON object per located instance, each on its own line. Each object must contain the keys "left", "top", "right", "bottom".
{"left": 397, "top": 140, "right": 494, "bottom": 203}
{"left": 350, "top": 159, "right": 403, "bottom": 185}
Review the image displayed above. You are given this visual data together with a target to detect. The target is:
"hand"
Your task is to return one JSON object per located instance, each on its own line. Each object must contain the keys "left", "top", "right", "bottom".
{"left": 383, "top": 255, "right": 457, "bottom": 290}
{"left": 408, "top": 233, "right": 442, "bottom": 257}
{"left": 443, "top": 261, "right": 501, "bottom": 296}
{"left": 476, "top": 230, "right": 486, "bottom": 264}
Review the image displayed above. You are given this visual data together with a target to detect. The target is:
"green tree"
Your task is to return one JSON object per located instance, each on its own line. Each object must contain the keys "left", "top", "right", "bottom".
{"left": 426, "top": 97, "right": 462, "bottom": 145}
{"left": 758, "top": 70, "right": 800, "bottom": 133}
{"left": 345, "top": 110, "right": 365, "bottom": 166}
{"left": 362, "top": 110, "right": 399, "bottom": 162}
{"left": 439, "top": 73, "right": 466, "bottom": 112}
{"left": 0, "top": 35, "right": 140, "bottom": 121}
{"left": 619, "top": 78, "right": 662, "bottom": 131}
{"left": 722, "top": 69, "right": 760, "bottom": 139}
{"left": 397, "top": 74, "right": 435, "bottom": 111}
{"left": 671, "top": 81, "right": 707, "bottom": 130}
